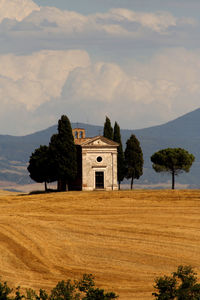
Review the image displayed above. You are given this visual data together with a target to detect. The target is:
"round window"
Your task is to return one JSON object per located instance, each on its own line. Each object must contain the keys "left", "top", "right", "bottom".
{"left": 97, "top": 156, "right": 103, "bottom": 162}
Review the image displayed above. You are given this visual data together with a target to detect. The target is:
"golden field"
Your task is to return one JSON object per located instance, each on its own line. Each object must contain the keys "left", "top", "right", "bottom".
{"left": 0, "top": 190, "right": 200, "bottom": 299}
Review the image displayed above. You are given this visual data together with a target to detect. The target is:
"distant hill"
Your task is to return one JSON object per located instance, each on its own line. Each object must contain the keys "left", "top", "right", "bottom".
{"left": 0, "top": 108, "right": 200, "bottom": 190}
{"left": 134, "top": 108, "right": 200, "bottom": 188}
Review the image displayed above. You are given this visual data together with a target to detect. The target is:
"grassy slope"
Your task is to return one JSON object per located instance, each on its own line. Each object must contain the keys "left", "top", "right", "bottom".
{"left": 0, "top": 190, "right": 200, "bottom": 299}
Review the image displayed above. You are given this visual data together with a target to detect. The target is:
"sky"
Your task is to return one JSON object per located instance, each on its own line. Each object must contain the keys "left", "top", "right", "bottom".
{"left": 1, "top": 0, "right": 200, "bottom": 135}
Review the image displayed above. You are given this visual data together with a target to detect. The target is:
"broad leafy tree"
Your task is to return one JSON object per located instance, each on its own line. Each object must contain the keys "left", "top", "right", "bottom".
{"left": 113, "top": 122, "right": 125, "bottom": 189}
{"left": 49, "top": 115, "right": 77, "bottom": 191}
{"left": 153, "top": 265, "right": 200, "bottom": 299}
{"left": 124, "top": 134, "right": 143, "bottom": 189}
{"left": 151, "top": 148, "right": 195, "bottom": 190}
{"left": 103, "top": 116, "right": 113, "bottom": 140}
{"left": 27, "top": 145, "right": 55, "bottom": 191}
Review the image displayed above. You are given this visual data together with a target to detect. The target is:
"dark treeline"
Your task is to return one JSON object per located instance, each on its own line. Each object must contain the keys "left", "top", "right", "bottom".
{"left": 0, "top": 274, "right": 118, "bottom": 300}
{"left": 27, "top": 115, "right": 195, "bottom": 192}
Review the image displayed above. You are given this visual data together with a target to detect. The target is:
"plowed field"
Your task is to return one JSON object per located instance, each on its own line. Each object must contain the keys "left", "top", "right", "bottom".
{"left": 0, "top": 190, "right": 200, "bottom": 299}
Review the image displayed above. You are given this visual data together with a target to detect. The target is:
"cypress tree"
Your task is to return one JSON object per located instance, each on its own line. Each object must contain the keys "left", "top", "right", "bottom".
{"left": 103, "top": 116, "right": 113, "bottom": 140}
{"left": 124, "top": 134, "right": 143, "bottom": 189}
{"left": 113, "top": 122, "right": 125, "bottom": 189}
{"left": 49, "top": 115, "right": 77, "bottom": 191}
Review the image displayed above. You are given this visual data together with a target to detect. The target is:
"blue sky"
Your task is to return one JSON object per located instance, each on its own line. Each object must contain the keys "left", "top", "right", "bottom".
{"left": 0, "top": 0, "right": 200, "bottom": 134}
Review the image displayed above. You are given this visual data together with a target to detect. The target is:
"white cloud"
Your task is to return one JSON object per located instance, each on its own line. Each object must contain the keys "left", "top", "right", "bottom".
{"left": 61, "top": 61, "right": 162, "bottom": 105}
{"left": 25, "top": 6, "right": 88, "bottom": 32}
{"left": 101, "top": 24, "right": 131, "bottom": 36}
{"left": 1, "top": 47, "right": 199, "bottom": 132}
{"left": 56, "top": 48, "right": 200, "bottom": 128}
{"left": 0, "top": 50, "right": 90, "bottom": 110}
{"left": 0, "top": 0, "right": 39, "bottom": 23}
{"left": 66, "top": 62, "right": 155, "bottom": 106}
{"left": 96, "top": 8, "right": 177, "bottom": 33}
{"left": 28, "top": 7, "right": 181, "bottom": 35}
{"left": 0, "top": 2, "right": 199, "bottom": 133}
{"left": 0, "top": 1, "right": 199, "bottom": 134}
{"left": 1, "top": 46, "right": 200, "bottom": 133}
{"left": 0, "top": 48, "right": 200, "bottom": 133}
{"left": 64, "top": 63, "right": 127, "bottom": 101}
{"left": 0, "top": 3, "right": 195, "bottom": 38}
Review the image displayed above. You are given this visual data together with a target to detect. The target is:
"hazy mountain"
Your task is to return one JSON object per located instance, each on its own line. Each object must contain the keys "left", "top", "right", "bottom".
{"left": 0, "top": 108, "right": 200, "bottom": 190}
{"left": 133, "top": 108, "right": 200, "bottom": 188}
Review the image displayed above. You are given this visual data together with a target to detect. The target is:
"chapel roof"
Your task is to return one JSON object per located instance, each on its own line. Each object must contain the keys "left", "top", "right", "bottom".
{"left": 74, "top": 138, "right": 92, "bottom": 145}
{"left": 74, "top": 135, "right": 119, "bottom": 147}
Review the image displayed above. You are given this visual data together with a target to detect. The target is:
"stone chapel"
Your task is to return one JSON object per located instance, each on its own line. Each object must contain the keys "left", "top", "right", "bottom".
{"left": 70, "top": 128, "right": 119, "bottom": 191}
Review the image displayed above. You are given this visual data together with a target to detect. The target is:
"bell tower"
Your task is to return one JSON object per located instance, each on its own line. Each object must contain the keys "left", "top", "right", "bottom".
{"left": 72, "top": 128, "right": 86, "bottom": 139}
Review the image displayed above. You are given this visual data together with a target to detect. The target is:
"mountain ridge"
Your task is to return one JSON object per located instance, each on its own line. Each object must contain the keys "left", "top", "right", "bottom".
{"left": 134, "top": 108, "right": 200, "bottom": 139}
{"left": 0, "top": 108, "right": 199, "bottom": 191}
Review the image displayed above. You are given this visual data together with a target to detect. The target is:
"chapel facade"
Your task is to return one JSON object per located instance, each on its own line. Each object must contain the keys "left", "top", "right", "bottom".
{"left": 70, "top": 128, "right": 119, "bottom": 191}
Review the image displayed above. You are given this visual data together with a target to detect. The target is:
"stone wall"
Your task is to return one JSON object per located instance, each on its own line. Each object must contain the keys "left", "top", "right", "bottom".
{"left": 82, "top": 147, "right": 118, "bottom": 191}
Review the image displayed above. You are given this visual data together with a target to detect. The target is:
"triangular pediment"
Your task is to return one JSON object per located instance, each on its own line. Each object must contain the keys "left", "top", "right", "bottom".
{"left": 81, "top": 136, "right": 118, "bottom": 147}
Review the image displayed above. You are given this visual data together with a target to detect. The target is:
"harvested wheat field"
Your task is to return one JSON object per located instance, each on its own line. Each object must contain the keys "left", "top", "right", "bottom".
{"left": 0, "top": 190, "right": 200, "bottom": 299}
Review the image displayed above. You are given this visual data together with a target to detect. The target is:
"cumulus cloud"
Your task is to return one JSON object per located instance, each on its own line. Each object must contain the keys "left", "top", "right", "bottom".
{"left": 54, "top": 48, "right": 200, "bottom": 128}
{"left": 0, "top": 0, "right": 39, "bottom": 23}
{"left": 1, "top": 47, "right": 200, "bottom": 133}
{"left": 61, "top": 60, "right": 169, "bottom": 106}
{"left": 63, "top": 63, "right": 127, "bottom": 101}
{"left": 0, "top": 50, "right": 90, "bottom": 110}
